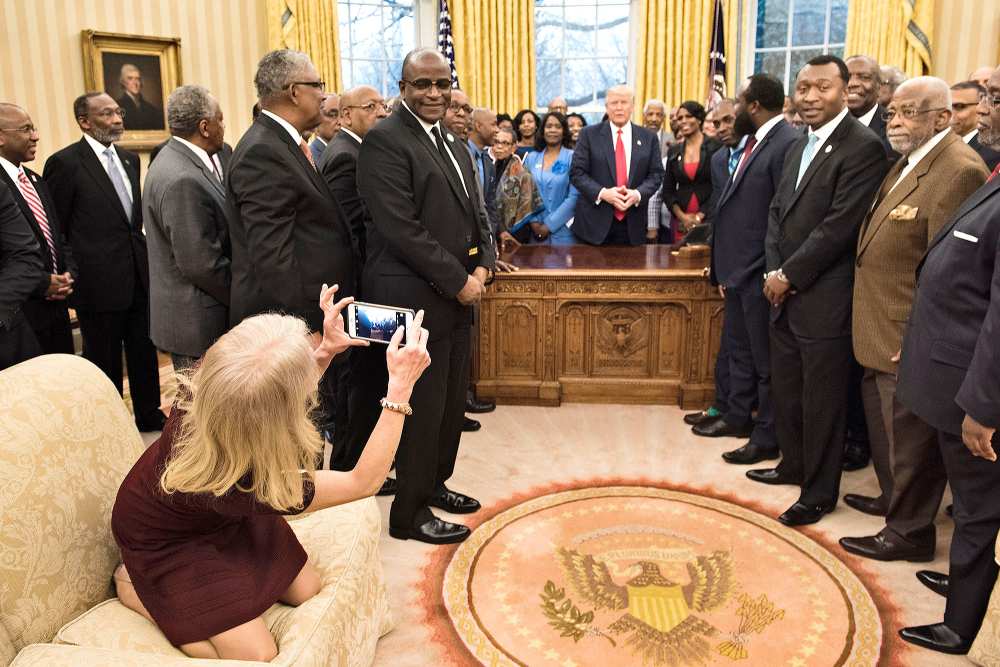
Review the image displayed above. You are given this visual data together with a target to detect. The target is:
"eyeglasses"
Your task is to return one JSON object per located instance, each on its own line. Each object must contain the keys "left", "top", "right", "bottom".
{"left": 93, "top": 108, "right": 125, "bottom": 119}
{"left": 881, "top": 107, "right": 947, "bottom": 122}
{"left": 401, "top": 78, "right": 453, "bottom": 92}
{"left": 980, "top": 92, "right": 1000, "bottom": 110}
{"left": 952, "top": 102, "right": 979, "bottom": 112}
{"left": 321, "top": 109, "right": 339, "bottom": 118}
{"left": 448, "top": 102, "right": 473, "bottom": 115}
{"left": 0, "top": 124, "right": 37, "bottom": 134}
{"left": 344, "top": 101, "right": 389, "bottom": 113}
{"left": 289, "top": 80, "right": 325, "bottom": 91}
{"left": 493, "top": 138, "right": 513, "bottom": 147}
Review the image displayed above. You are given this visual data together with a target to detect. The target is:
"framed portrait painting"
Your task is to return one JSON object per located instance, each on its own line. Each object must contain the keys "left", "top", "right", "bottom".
{"left": 81, "top": 30, "right": 182, "bottom": 150}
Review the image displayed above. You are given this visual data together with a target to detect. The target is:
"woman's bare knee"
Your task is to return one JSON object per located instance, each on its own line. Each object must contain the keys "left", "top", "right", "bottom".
{"left": 280, "top": 559, "right": 321, "bottom": 606}
{"left": 209, "top": 617, "right": 277, "bottom": 662}
{"left": 179, "top": 640, "right": 220, "bottom": 659}
{"left": 113, "top": 564, "right": 154, "bottom": 623}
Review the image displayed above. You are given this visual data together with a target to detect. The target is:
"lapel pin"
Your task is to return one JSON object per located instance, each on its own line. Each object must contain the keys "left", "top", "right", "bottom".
{"left": 637, "top": 140, "right": 642, "bottom": 146}
{"left": 824, "top": 145, "right": 832, "bottom": 153}
{"left": 447, "top": 133, "right": 454, "bottom": 142}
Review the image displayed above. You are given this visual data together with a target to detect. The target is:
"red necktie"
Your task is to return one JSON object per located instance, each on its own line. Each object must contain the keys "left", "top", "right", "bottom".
{"left": 989, "top": 162, "right": 1000, "bottom": 183}
{"left": 733, "top": 135, "right": 758, "bottom": 180}
{"left": 614, "top": 128, "right": 627, "bottom": 221}
{"left": 300, "top": 140, "right": 316, "bottom": 170}
{"left": 17, "top": 171, "right": 57, "bottom": 269}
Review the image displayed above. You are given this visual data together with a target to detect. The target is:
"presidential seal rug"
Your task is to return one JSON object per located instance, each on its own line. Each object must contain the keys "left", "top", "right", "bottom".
{"left": 426, "top": 482, "right": 891, "bottom": 667}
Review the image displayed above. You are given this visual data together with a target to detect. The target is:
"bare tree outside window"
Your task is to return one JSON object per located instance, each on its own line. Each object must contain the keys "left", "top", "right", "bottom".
{"left": 339, "top": 0, "right": 415, "bottom": 96}
{"left": 753, "top": 0, "right": 848, "bottom": 90}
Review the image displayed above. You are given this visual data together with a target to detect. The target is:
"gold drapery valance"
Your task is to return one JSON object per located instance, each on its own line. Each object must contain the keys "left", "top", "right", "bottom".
{"left": 845, "top": 0, "right": 933, "bottom": 78}
{"left": 266, "top": 0, "right": 343, "bottom": 93}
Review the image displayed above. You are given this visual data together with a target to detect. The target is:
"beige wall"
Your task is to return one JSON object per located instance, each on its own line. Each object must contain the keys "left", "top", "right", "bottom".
{"left": 932, "top": 0, "right": 1000, "bottom": 83}
{"left": 0, "top": 0, "right": 267, "bottom": 169}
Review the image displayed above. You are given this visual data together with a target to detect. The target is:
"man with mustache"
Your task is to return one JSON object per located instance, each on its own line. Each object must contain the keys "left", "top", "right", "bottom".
{"left": 838, "top": 78, "right": 987, "bottom": 557}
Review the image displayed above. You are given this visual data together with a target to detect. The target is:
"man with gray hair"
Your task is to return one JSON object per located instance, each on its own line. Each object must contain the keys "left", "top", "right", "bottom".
{"left": 115, "top": 63, "right": 163, "bottom": 131}
{"left": 643, "top": 98, "right": 673, "bottom": 157}
{"left": 878, "top": 65, "right": 907, "bottom": 107}
{"left": 839, "top": 77, "right": 989, "bottom": 560}
{"left": 143, "top": 85, "right": 232, "bottom": 371}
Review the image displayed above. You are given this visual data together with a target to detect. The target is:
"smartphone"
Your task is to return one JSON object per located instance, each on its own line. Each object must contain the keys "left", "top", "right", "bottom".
{"left": 346, "top": 301, "right": 414, "bottom": 345}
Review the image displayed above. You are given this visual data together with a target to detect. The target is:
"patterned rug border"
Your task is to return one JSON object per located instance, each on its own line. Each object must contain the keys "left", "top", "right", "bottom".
{"left": 416, "top": 476, "right": 911, "bottom": 667}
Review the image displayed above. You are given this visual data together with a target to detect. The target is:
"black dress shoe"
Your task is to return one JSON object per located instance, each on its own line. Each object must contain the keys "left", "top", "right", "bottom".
{"left": 843, "top": 493, "right": 887, "bottom": 517}
{"left": 376, "top": 477, "right": 398, "bottom": 497}
{"left": 916, "top": 570, "right": 949, "bottom": 597}
{"left": 692, "top": 418, "right": 753, "bottom": 438}
{"left": 746, "top": 468, "right": 801, "bottom": 485}
{"left": 899, "top": 623, "right": 971, "bottom": 655}
{"left": 722, "top": 443, "right": 780, "bottom": 465}
{"left": 683, "top": 409, "right": 720, "bottom": 426}
{"left": 462, "top": 417, "right": 481, "bottom": 432}
{"left": 842, "top": 441, "right": 871, "bottom": 471}
{"left": 839, "top": 532, "right": 934, "bottom": 562}
{"left": 136, "top": 411, "right": 166, "bottom": 433}
{"left": 778, "top": 502, "right": 834, "bottom": 526}
{"left": 429, "top": 487, "right": 481, "bottom": 514}
{"left": 466, "top": 397, "right": 496, "bottom": 413}
{"left": 389, "top": 517, "right": 471, "bottom": 544}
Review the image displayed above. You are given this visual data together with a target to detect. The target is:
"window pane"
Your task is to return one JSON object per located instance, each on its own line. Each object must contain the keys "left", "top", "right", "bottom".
{"left": 563, "top": 60, "right": 594, "bottom": 107}
{"left": 829, "top": 45, "right": 844, "bottom": 60}
{"left": 595, "top": 4, "right": 630, "bottom": 58}
{"left": 594, "top": 58, "right": 627, "bottom": 105}
{"left": 563, "top": 7, "right": 595, "bottom": 56}
{"left": 535, "top": 6, "right": 564, "bottom": 57}
{"left": 829, "top": 0, "right": 849, "bottom": 43}
{"left": 755, "top": 51, "right": 787, "bottom": 87}
{"left": 536, "top": 59, "right": 563, "bottom": 107}
{"left": 789, "top": 47, "right": 825, "bottom": 83}
{"left": 756, "top": 0, "right": 790, "bottom": 49}
{"left": 339, "top": 1, "right": 414, "bottom": 98}
{"left": 791, "top": 0, "right": 827, "bottom": 46}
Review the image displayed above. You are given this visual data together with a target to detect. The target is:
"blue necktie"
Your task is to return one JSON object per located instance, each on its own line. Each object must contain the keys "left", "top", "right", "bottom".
{"left": 795, "top": 133, "right": 819, "bottom": 190}
{"left": 104, "top": 146, "right": 133, "bottom": 221}
{"left": 727, "top": 146, "right": 744, "bottom": 175}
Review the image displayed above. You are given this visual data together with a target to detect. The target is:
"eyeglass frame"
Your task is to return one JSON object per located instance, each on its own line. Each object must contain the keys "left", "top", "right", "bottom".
{"left": 400, "top": 78, "right": 454, "bottom": 93}
{"left": 288, "top": 80, "right": 325, "bottom": 91}
{"left": 880, "top": 106, "right": 948, "bottom": 122}
{"left": 979, "top": 92, "right": 1000, "bottom": 110}
{"left": 343, "top": 101, "right": 389, "bottom": 113}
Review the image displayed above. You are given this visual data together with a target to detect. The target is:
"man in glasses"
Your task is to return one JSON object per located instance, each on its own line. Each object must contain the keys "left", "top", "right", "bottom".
{"left": 43, "top": 92, "right": 164, "bottom": 432}
{"left": 228, "top": 49, "right": 357, "bottom": 450}
{"left": 951, "top": 80, "right": 1000, "bottom": 172}
{"left": 309, "top": 92, "right": 340, "bottom": 165}
{"left": 355, "top": 47, "right": 495, "bottom": 545}
{"left": 839, "top": 77, "right": 988, "bottom": 561}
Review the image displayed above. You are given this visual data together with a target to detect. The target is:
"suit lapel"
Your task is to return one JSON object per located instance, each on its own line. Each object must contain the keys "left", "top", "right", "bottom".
{"left": 0, "top": 170, "right": 39, "bottom": 239}
{"left": 926, "top": 176, "right": 1000, "bottom": 256}
{"left": 398, "top": 109, "right": 472, "bottom": 214}
{"left": 168, "top": 140, "right": 227, "bottom": 198}
{"left": 257, "top": 115, "right": 332, "bottom": 198}
{"left": 628, "top": 124, "right": 648, "bottom": 187}
{"left": 782, "top": 115, "right": 850, "bottom": 219}
{"left": 718, "top": 129, "right": 774, "bottom": 209}
{"left": 77, "top": 139, "right": 130, "bottom": 226}
{"left": 857, "top": 157, "right": 908, "bottom": 254}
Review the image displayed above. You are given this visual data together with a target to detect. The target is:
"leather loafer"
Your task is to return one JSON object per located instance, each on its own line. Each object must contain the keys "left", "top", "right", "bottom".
{"left": 136, "top": 412, "right": 166, "bottom": 433}
{"left": 722, "top": 443, "right": 780, "bottom": 464}
{"left": 429, "top": 487, "right": 481, "bottom": 514}
{"left": 462, "top": 417, "right": 481, "bottom": 432}
{"left": 839, "top": 532, "right": 934, "bottom": 562}
{"left": 466, "top": 397, "right": 496, "bottom": 413}
{"left": 376, "top": 477, "right": 398, "bottom": 497}
{"left": 693, "top": 418, "right": 753, "bottom": 438}
{"left": 684, "top": 409, "right": 719, "bottom": 426}
{"left": 843, "top": 493, "right": 887, "bottom": 517}
{"left": 842, "top": 440, "right": 871, "bottom": 471}
{"left": 899, "top": 623, "right": 971, "bottom": 655}
{"left": 389, "top": 517, "right": 470, "bottom": 544}
{"left": 916, "top": 570, "right": 949, "bottom": 597}
{"left": 746, "top": 468, "right": 801, "bottom": 485}
{"left": 778, "top": 502, "right": 834, "bottom": 526}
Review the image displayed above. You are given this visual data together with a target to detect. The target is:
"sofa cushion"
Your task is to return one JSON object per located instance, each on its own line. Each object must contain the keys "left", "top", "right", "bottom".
{"left": 10, "top": 642, "right": 268, "bottom": 666}
{"left": 0, "top": 355, "right": 145, "bottom": 654}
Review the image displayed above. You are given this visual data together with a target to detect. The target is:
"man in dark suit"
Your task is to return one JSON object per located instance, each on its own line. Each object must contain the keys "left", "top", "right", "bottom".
{"left": 0, "top": 103, "right": 77, "bottom": 354}
{"left": 116, "top": 64, "right": 164, "bottom": 131}
{"left": 570, "top": 85, "right": 664, "bottom": 245}
{"left": 43, "top": 92, "right": 163, "bottom": 432}
{"left": 319, "top": 84, "right": 389, "bottom": 475}
{"left": 704, "top": 75, "right": 800, "bottom": 464}
{"left": 847, "top": 55, "right": 898, "bottom": 161}
{"left": 356, "top": 48, "right": 496, "bottom": 544}
{"left": 143, "top": 85, "right": 232, "bottom": 371}
{"left": 748, "top": 55, "right": 888, "bottom": 526}
{"left": 0, "top": 183, "right": 44, "bottom": 371}
{"left": 228, "top": 50, "right": 359, "bottom": 450}
{"left": 951, "top": 80, "right": 1000, "bottom": 172}
{"left": 309, "top": 92, "right": 340, "bottom": 165}
{"left": 896, "top": 66, "right": 1000, "bottom": 655}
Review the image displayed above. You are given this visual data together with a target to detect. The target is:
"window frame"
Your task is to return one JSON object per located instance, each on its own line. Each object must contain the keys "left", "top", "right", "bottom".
{"left": 746, "top": 0, "right": 847, "bottom": 91}
{"left": 338, "top": 0, "right": 417, "bottom": 97}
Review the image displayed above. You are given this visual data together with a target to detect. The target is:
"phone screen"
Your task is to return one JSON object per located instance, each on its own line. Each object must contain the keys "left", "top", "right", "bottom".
{"left": 352, "top": 303, "right": 409, "bottom": 344}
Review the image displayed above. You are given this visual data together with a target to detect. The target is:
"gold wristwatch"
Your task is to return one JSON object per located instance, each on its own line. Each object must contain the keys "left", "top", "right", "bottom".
{"left": 380, "top": 397, "right": 413, "bottom": 415}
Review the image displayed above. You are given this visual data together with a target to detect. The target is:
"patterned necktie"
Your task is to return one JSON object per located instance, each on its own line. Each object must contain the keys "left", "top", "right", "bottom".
{"left": 103, "top": 146, "right": 133, "bottom": 221}
{"left": 17, "top": 171, "right": 57, "bottom": 269}
{"left": 299, "top": 140, "right": 316, "bottom": 170}
{"left": 614, "top": 128, "right": 627, "bottom": 221}
{"left": 795, "top": 132, "right": 819, "bottom": 190}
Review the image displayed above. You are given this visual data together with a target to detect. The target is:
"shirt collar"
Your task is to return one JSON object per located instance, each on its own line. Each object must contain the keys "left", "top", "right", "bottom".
{"left": 0, "top": 156, "right": 22, "bottom": 183}
{"left": 401, "top": 100, "right": 440, "bottom": 138}
{"left": 340, "top": 127, "right": 363, "bottom": 144}
{"left": 467, "top": 138, "right": 484, "bottom": 157}
{"left": 313, "top": 136, "right": 327, "bottom": 147}
{"left": 807, "top": 107, "right": 849, "bottom": 149}
{"left": 609, "top": 121, "right": 632, "bottom": 141}
{"left": 261, "top": 109, "right": 303, "bottom": 145}
{"left": 857, "top": 104, "right": 879, "bottom": 128}
{"left": 171, "top": 136, "right": 215, "bottom": 172}
{"left": 755, "top": 114, "right": 784, "bottom": 143}
{"left": 83, "top": 132, "right": 116, "bottom": 160}
{"left": 963, "top": 128, "right": 979, "bottom": 144}
{"left": 903, "top": 127, "right": 952, "bottom": 169}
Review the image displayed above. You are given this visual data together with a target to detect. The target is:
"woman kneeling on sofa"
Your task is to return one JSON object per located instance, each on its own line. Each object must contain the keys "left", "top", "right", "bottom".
{"left": 111, "top": 285, "right": 430, "bottom": 661}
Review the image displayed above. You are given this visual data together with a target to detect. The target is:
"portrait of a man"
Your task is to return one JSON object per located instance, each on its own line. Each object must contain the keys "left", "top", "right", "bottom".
{"left": 101, "top": 53, "right": 165, "bottom": 131}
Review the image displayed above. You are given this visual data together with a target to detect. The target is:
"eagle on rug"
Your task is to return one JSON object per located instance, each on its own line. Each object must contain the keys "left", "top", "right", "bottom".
{"left": 555, "top": 547, "right": 733, "bottom": 665}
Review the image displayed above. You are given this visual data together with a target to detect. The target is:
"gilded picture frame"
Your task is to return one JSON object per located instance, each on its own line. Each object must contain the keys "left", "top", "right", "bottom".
{"left": 81, "top": 30, "right": 182, "bottom": 150}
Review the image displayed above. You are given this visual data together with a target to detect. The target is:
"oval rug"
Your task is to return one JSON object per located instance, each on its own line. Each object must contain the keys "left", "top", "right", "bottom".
{"left": 441, "top": 485, "right": 882, "bottom": 666}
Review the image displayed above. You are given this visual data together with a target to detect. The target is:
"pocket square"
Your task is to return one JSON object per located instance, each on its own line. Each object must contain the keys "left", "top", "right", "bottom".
{"left": 954, "top": 230, "right": 979, "bottom": 243}
{"left": 888, "top": 204, "right": 918, "bottom": 221}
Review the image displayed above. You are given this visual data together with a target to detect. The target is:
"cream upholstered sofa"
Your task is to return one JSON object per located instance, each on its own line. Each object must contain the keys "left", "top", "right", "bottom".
{"left": 0, "top": 354, "right": 393, "bottom": 666}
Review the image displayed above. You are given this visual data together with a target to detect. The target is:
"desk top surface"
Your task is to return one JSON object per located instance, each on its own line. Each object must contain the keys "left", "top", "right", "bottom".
{"left": 497, "top": 244, "right": 709, "bottom": 276}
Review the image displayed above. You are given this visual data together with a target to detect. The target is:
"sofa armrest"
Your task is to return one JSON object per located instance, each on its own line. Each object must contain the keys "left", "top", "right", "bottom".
{"left": 10, "top": 643, "right": 270, "bottom": 666}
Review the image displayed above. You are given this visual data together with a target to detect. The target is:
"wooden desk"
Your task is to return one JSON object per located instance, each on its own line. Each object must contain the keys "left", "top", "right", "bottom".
{"left": 474, "top": 245, "right": 723, "bottom": 408}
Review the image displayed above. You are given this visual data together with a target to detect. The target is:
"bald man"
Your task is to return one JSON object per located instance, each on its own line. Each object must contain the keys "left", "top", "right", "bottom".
{"left": 840, "top": 78, "right": 988, "bottom": 561}
{"left": 970, "top": 66, "right": 995, "bottom": 89}
{"left": 547, "top": 96, "right": 568, "bottom": 116}
{"left": 443, "top": 89, "right": 472, "bottom": 142}
{"left": 846, "top": 55, "right": 897, "bottom": 160}
{"left": 309, "top": 92, "right": 340, "bottom": 164}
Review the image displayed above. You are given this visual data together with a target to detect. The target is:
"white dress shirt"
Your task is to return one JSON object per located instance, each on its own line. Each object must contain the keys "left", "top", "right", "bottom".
{"left": 754, "top": 113, "right": 785, "bottom": 144}
{"left": 340, "top": 127, "right": 363, "bottom": 144}
{"left": 597, "top": 121, "right": 642, "bottom": 205}
{"left": 857, "top": 104, "right": 879, "bottom": 128}
{"left": 261, "top": 109, "right": 304, "bottom": 146}
{"left": 963, "top": 128, "right": 979, "bottom": 144}
{"left": 807, "top": 107, "right": 850, "bottom": 155}
{"left": 172, "top": 136, "right": 217, "bottom": 174}
{"left": 888, "top": 128, "right": 951, "bottom": 194}
{"left": 0, "top": 155, "right": 24, "bottom": 184}
{"left": 400, "top": 100, "right": 469, "bottom": 198}
{"left": 83, "top": 133, "right": 132, "bottom": 200}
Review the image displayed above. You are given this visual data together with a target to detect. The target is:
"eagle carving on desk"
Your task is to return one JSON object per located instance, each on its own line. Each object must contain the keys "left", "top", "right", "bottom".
{"left": 556, "top": 547, "right": 733, "bottom": 665}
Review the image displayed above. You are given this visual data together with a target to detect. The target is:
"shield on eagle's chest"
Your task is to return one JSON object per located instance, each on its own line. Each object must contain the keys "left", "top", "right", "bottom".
{"left": 626, "top": 584, "right": 690, "bottom": 633}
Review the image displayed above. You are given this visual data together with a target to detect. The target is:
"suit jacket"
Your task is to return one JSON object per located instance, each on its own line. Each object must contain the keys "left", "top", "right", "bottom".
{"left": 117, "top": 93, "right": 164, "bottom": 131}
{"left": 853, "top": 132, "right": 989, "bottom": 373}
{"left": 662, "top": 136, "right": 723, "bottom": 215}
{"left": 897, "top": 176, "right": 1000, "bottom": 434}
{"left": 309, "top": 136, "right": 328, "bottom": 166}
{"left": 657, "top": 129, "right": 674, "bottom": 158}
{"left": 864, "top": 104, "right": 900, "bottom": 163}
{"left": 227, "top": 113, "right": 355, "bottom": 331}
{"left": 143, "top": 138, "right": 233, "bottom": 357}
{"left": 319, "top": 129, "right": 367, "bottom": 267}
{"left": 0, "top": 184, "right": 44, "bottom": 330}
{"left": 969, "top": 132, "right": 1000, "bottom": 172}
{"left": 467, "top": 140, "right": 501, "bottom": 238}
{"left": 356, "top": 106, "right": 495, "bottom": 340}
{"left": 709, "top": 119, "right": 799, "bottom": 290}
{"left": 570, "top": 122, "right": 664, "bottom": 245}
{"left": 765, "top": 113, "right": 888, "bottom": 338}
{"left": 43, "top": 138, "right": 147, "bottom": 312}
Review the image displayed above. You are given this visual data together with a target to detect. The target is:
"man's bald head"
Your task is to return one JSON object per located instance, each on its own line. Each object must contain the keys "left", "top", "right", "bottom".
{"left": 339, "top": 85, "right": 387, "bottom": 137}
{"left": 340, "top": 85, "right": 380, "bottom": 108}
{"left": 0, "top": 102, "right": 26, "bottom": 124}
{"left": 895, "top": 76, "right": 951, "bottom": 110}
{"left": 470, "top": 107, "right": 498, "bottom": 148}
{"left": 0, "top": 103, "right": 38, "bottom": 164}
{"left": 401, "top": 48, "right": 449, "bottom": 80}
{"left": 547, "top": 96, "right": 568, "bottom": 115}
{"left": 846, "top": 54, "right": 881, "bottom": 115}
{"left": 969, "top": 66, "right": 996, "bottom": 89}
{"left": 886, "top": 75, "right": 952, "bottom": 156}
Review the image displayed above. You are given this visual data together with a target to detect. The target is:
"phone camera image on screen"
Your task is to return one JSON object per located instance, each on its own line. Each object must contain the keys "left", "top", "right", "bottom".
{"left": 354, "top": 305, "right": 407, "bottom": 343}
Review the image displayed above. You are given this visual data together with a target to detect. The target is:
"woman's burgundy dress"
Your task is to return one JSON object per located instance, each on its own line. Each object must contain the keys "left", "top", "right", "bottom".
{"left": 111, "top": 410, "right": 315, "bottom": 645}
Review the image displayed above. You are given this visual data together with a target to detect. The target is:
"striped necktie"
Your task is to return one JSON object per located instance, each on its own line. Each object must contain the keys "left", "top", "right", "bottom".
{"left": 17, "top": 171, "right": 58, "bottom": 269}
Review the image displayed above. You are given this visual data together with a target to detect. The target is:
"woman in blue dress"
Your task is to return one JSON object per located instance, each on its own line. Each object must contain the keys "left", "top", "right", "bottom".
{"left": 521, "top": 112, "right": 580, "bottom": 244}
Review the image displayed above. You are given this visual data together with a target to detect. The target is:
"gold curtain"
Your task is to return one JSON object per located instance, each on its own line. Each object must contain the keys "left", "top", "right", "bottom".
{"left": 448, "top": 0, "right": 535, "bottom": 113}
{"left": 266, "top": 0, "right": 343, "bottom": 92}
{"left": 844, "top": 0, "right": 933, "bottom": 77}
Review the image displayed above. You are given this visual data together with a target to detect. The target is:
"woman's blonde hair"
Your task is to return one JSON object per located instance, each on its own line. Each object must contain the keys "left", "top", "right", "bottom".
{"left": 160, "top": 313, "right": 323, "bottom": 512}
